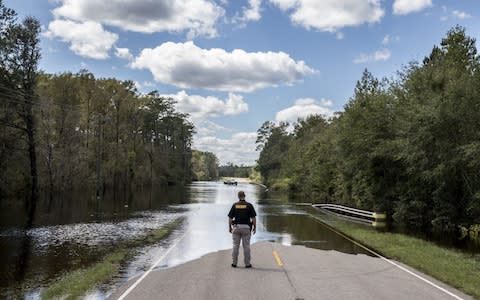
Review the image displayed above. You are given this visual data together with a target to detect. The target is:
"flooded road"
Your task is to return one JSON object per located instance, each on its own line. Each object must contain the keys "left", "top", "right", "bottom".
{"left": 0, "top": 181, "right": 369, "bottom": 299}
{"left": 131, "top": 182, "right": 370, "bottom": 273}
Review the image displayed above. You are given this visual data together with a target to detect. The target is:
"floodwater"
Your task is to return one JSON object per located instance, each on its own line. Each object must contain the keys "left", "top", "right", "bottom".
{"left": 0, "top": 181, "right": 370, "bottom": 299}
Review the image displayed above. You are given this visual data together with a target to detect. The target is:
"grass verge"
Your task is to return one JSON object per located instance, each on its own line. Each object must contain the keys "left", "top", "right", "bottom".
{"left": 41, "top": 217, "right": 185, "bottom": 300}
{"left": 41, "top": 250, "right": 127, "bottom": 300}
{"left": 327, "top": 219, "right": 480, "bottom": 299}
{"left": 145, "top": 217, "right": 184, "bottom": 244}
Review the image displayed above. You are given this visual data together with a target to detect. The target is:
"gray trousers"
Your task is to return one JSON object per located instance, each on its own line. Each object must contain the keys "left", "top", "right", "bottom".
{"left": 232, "top": 224, "right": 251, "bottom": 265}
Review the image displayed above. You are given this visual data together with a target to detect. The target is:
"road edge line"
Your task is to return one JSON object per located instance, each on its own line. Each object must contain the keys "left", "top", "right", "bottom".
{"left": 117, "top": 223, "right": 190, "bottom": 300}
{"left": 309, "top": 214, "right": 464, "bottom": 300}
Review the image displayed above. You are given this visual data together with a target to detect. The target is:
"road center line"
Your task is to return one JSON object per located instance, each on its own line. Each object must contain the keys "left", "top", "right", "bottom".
{"left": 309, "top": 214, "right": 464, "bottom": 300}
{"left": 273, "top": 250, "right": 284, "bottom": 267}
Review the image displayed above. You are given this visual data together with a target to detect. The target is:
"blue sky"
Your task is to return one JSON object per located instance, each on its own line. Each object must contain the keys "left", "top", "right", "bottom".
{"left": 5, "top": 0, "right": 480, "bottom": 165}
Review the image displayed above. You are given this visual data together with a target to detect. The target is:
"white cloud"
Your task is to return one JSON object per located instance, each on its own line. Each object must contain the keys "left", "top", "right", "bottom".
{"left": 134, "top": 81, "right": 156, "bottom": 90}
{"left": 142, "top": 90, "right": 249, "bottom": 164}
{"left": 275, "top": 98, "right": 335, "bottom": 124}
{"left": 269, "top": 0, "right": 384, "bottom": 32}
{"left": 134, "top": 81, "right": 142, "bottom": 90}
{"left": 160, "top": 90, "right": 248, "bottom": 119}
{"left": 233, "top": 0, "right": 262, "bottom": 24}
{"left": 393, "top": 0, "right": 432, "bottom": 15}
{"left": 336, "top": 32, "right": 345, "bottom": 40}
{"left": 44, "top": 20, "right": 118, "bottom": 59}
{"left": 382, "top": 35, "right": 390, "bottom": 45}
{"left": 452, "top": 10, "right": 471, "bottom": 20}
{"left": 131, "top": 41, "right": 315, "bottom": 92}
{"left": 382, "top": 34, "right": 400, "bottom": 45}
{"left": 194, "top": 119, "right": 230, "bottom": 137}
{"left": 143, "top": 81, "right": 156, "bottom": 88}
{"left": 51, "top": 0, "right": 223, "bottom": 38}
{"left": 115, "top": 47, "right": 133, "bottom": 61}
{"left": 353, "top": 49, "right": 391, "bottom": 64}
{"left": 193, "top": 132, "right": 258, "bottom": 165}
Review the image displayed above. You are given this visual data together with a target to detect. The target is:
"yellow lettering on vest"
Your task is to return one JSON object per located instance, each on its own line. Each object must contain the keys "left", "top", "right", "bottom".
{"left": 235, "top": 204, "right": 247, "bottom": 209}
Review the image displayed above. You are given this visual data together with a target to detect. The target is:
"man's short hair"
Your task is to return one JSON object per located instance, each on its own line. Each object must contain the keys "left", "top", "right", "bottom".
{"left": 238, "top": 191, "right": 245, "bottom": 199}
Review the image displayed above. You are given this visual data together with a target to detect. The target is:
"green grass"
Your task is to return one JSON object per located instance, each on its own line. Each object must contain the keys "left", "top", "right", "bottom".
{"left": 41, "top": 250, "right": 127, "bottom": 300}
{"left": 146, "top": 217, "right": 184, "bottom": 243}
{"left": 41, "top": 217, "right": 185, "bottom": 300}
{"left": 328, "top": 219, "right": 480, "bottom": 299}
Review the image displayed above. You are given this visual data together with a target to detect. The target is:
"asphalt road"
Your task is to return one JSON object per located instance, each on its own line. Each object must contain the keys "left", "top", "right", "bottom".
{"left": 108, "top": 241, "right": 471, "bottom": 300}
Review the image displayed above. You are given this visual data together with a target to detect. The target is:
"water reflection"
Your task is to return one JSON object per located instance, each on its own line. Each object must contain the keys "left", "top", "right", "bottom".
{"left": 140, "top": 182, "right": 371, "bottom": 274}
{"left": 0, "top": 186, "right": 186, "bottom": 298}
{"left": 260, "top": 212, "right": 371, "bottom": 255}
{"left": 154, "top": 182, "right": 254, "bottom": 268}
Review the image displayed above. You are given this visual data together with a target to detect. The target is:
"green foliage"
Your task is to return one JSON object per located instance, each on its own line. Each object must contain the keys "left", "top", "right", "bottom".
{"left": 140, "top": 91, "right": 194, "bottom": 186}
{"left": 2, "top": 69, "right": 195, "bottom": 196}
{"left": 191, "top": 150, "right": 219, "bottom": 181}
{"left": 460, "top": 224, "right": 480, "bottom": 246}
{"left": 391, "top": 26, "right": 480, "bottom": 230}
{"left": 248, "top": 167, "right": 263, "bottom": 184}
{"left": 0, "top": 2, "right": 42, "bottom": 201}
{"left": 0, "top": 2, "right": 195, "bottom": 197}
{"left": 270, "top": 177, "right": 293, "bottom": 191}
{"left": 256, "top": 26, "right": 480, "bottom": 233}
{"left": 288, "top": 115, "right": 336, "bottom": 201}
{"left": 255, "top": 121, "right": 291, "bottom": 184}
{"left": 218, "top": 162, "right": 252, "bottom": 178}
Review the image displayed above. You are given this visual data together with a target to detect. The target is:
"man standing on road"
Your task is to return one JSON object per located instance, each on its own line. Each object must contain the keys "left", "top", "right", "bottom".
{"left": 228, "top": 191, "right": 257, "bottom": 268}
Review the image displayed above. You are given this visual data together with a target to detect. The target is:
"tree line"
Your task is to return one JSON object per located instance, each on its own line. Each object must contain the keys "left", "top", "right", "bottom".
{"left": 256, "top": 26, "right": 480, "bottom": 232}
{"left": 191, "top": 150, "right": 219, "bottom": 181}
{"left": 218, "top": 163, "right": 252, "bottom": 178}
{"left": 0, "top": 2, "right": 195, "bottom": 202}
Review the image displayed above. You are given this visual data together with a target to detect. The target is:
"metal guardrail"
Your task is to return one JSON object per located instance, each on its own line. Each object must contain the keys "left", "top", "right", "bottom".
{"left": 311, "top": 203, "right": 386, "bottom": 227}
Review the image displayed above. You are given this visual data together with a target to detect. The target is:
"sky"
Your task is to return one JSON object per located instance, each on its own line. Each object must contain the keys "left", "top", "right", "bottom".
{"left": 4, "top": 0, "right": 480, "bottom": 165}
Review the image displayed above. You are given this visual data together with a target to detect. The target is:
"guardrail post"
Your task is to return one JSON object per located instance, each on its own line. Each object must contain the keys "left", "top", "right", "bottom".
{"left": 372, "top": 212, "right": 386, "bottom": 228}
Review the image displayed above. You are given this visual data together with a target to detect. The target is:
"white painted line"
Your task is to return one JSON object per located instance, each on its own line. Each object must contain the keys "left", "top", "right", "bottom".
{"left": 377, "top": 256, "right": 464, "bottom": 300}
{"left": 309, "top": 214, "right": 464, "bottom": 300}
{"left": 117, "top": 223, "right": 191, "bottom": 300}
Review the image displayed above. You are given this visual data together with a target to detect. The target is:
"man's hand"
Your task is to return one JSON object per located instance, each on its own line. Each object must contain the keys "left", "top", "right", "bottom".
{"left": 229, "top": 226, "right": 232, "bottom": 233}
{"left": 252, "top": 226, "right": 256, "bottom": 235}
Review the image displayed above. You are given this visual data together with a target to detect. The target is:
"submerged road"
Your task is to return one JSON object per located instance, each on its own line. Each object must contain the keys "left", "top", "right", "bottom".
{"left": 109, "top": 241, "right": 470, "bottom": 300}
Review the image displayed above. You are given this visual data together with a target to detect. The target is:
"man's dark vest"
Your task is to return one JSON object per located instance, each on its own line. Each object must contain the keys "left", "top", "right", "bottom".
{"left": 228, "top": 200, "right": 256, "bottom": 225}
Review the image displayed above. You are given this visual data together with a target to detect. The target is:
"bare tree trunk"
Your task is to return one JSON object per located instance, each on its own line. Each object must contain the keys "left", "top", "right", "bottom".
{"left": 23, "top": 91, "right": 38, "bottom": 208}
{"left": 148, "top": 144, "right": 153, "bottom": 186}
{"left": 114, "top": 103, "right": 120, "bottom": 191}
{"left": 47, "top": 144, "right": 54, "bottom": 197}
{"left": 95, "top": 114, "right": 103, "bottom": 199}
{"left": 86, "top": 91, "right": 91, "bottom": 150}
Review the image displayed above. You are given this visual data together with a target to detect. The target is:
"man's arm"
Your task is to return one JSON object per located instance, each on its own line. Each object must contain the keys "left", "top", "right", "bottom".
{"left": 228, "top": 204, "right": 235, "bottom": 233}
{"left": 251, "top": 217, "right": 256, "bottom": 234}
